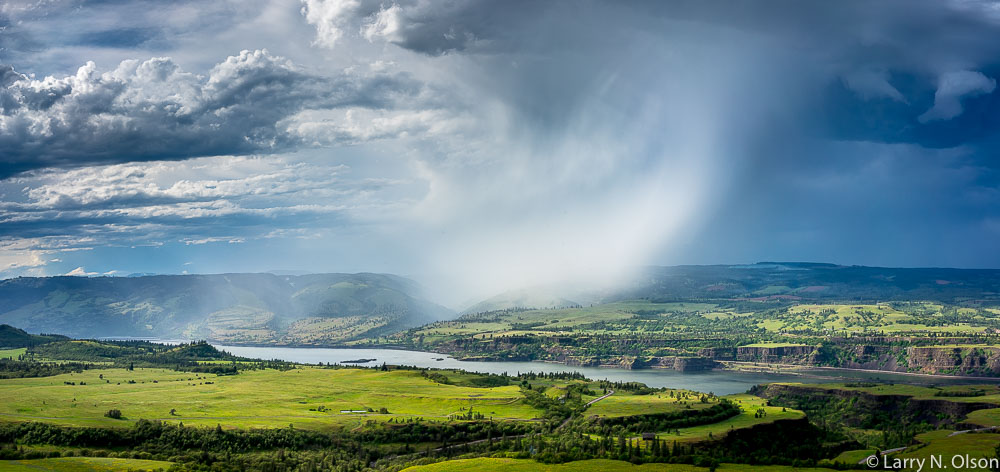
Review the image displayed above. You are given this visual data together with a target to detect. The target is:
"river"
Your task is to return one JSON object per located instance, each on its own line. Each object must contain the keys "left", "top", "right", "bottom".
{"left": 211, "top": 345, "right": 992, "bottom": 395}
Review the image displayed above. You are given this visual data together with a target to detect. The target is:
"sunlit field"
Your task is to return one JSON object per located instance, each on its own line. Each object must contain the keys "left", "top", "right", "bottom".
{"left": 0, "top": 367, "right": 542, "bottom": 430}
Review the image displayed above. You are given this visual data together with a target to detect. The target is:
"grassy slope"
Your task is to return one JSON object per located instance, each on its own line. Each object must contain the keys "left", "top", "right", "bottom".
{"left": 0, "top": 457, "right": 172, "bottom": 471}
{"left": 964, "top": 408, "right": 1000, "bottom": 427}
{"left": 402, "top": 458, "right": 835, "bottom": 472}
{"left": 654, "top": 394, "right": 804, "bottom": 443}
{"left": 892, "top": 430, "right": 1000, "bottom": 471}
{"left": 0, "top": 348, "right": 26, "bottom": 360}
{"left": 829, "top": 449, "right": 876, "bottom": 465}
{"left": 586, "top": 390, "right": 717, "bottom": 418}
{"left": 409, "top": 302, "right": 715, "bottom": 341}
{"left": 0, "top": 367, "right": 541, "bottom": 430}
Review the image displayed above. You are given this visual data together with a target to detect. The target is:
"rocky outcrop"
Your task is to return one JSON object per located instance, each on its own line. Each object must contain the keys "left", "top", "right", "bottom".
{"left": 735, "top": 345, "right": 815, "bottom": 363}
{"left": 696, "top": 342, "right": 1000, "bottom": 377}
{"left": 906, "top": 346, "right": 1000, "bottom": 376}
{"left": 697, "top": 347, "right": 736, "bottom": 360}
{"left": 641, "top": 356, "right": 719, "bottom": 372}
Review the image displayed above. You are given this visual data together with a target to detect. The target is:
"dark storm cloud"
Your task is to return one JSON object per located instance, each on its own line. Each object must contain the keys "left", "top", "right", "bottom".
{"left": 0, "top": 49, "right": 426, "bottom": 179}
{"left": 306, "top": 0, "right": 1000, "bottom": 137}
{"left": 3, "top": 0, "right": 1000, "bottom": 280}
{"left": 295, "top": 0, "right": 1000, "bottom": 273}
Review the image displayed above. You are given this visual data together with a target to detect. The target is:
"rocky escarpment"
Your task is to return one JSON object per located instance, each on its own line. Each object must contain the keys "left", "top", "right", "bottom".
{"left": 560, "top": 355, "right": 718, "bottom": 371}
{"left": 639, "top": 356, "right": 719, "bottom": 371}
{"left": 698, "top": 342, "right": 1000, "bottom": 377}
{"left": 698, "top": 345, "right": 816, "bottom": 363}
{"left": 736, "top": 345, "right": 815, "bottom": 363}
{"left": 906, "top": 346, "right": 1000, "bottom": 376}
{"left": 755, "top": 383, "right": 997, "bottom": 430}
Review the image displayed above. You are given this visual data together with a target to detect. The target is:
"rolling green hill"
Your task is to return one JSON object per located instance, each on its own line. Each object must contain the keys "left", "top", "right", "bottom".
{"left": 0, "top": 273, "right": 452, "bottom": 344}
{"left": 0, "top": 325, "right": 68, "bottom": 348}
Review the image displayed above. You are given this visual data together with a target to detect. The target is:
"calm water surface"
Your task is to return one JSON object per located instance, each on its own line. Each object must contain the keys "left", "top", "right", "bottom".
{"left": 212, "top": 345, "right": 993, "bottom": 395}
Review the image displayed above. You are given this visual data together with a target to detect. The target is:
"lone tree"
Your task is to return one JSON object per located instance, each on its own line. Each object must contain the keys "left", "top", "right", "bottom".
{"left": 104, "top": 409, "right": 123, "bottom": 419}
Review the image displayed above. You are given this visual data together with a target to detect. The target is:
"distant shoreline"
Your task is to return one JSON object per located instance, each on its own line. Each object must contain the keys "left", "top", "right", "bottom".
{"left": 203, "top": 340, "right": 1000, "bottom": 382}
{"left": 90, "top": 336, "right": 1000, "bottom": 381}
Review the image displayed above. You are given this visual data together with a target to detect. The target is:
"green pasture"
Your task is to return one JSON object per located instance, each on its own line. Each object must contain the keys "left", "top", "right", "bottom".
{"left": 654, "top": 394, "right": 804, "bottom": 443}
{"left": 892, "top": 430, "right": 1000, "bottom": 471}
{"left": 760, "top": 302, "right": 998, "bottom": 335}
{"left": 828, "top": 449, "right": 876, "bottom": 465}
{"left": 964, "top": 408, "right": 1000, "bottom": 427}
{"left": 586, "top": 390, "right": 717, "bottom": 418}
{"left": 0, "top": 457, "right": 172, "bottom": 471}
{"left": 0, "top": 348, "right": 26, "bottom": 360}
{"left": 0, "top": 367, "right": 543, "bottom": 431}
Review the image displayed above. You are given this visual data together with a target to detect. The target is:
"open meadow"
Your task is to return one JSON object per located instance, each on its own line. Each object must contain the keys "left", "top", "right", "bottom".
{"left": 0, "top": 366, "right": 543, "bottom": 430}
{"left": 653, "top": 394, "right": 804, "bottom": 443}
{"left": 585, "top": 389, "right": 718, "bottom": 418}
{"left": 0, "top": 457, "right": 172, "bottom": 471}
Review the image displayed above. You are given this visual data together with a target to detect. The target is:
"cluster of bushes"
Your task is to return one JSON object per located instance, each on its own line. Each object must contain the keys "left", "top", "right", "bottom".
{"left": 0, "top": 418, "right": 539, "bottom": 471}
{"left": 0, "top": 359, "right": 94, "bottom": 379}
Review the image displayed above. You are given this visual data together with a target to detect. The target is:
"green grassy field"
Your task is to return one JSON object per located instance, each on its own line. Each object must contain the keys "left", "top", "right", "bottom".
{"left": 405, "top": 301, "right": 720, "bottom": 341}
{"left": 0, "top": 457, "right": 172, "bottom": 471}
{"left": 586, "top": 390, "right": 717, "bottom": 417}
{"left": 419, "top": 300, "right": 1000, "bottom": 340}
{"left": 401, "top": 458, "right": 836, "bottom": 472}
{"left": 654, "top": 394, "right": 804, "bottom": 443}
{"left": 891, "top": 430, "right": 1000, "bottom": 471}
{"left": 768, "top": 303, "right": 996, "bottom": 334}
{"left": 0, "top": 348, "right": 26, "bottom": 360}
{"left": 964, "top": 408, "right": 1000, "bottom": 427}
{"left": 828, "top": 449, "right": 876, "bottom": 465}
{"left": 0, "top": 367, "right": 543, "bottom": 430}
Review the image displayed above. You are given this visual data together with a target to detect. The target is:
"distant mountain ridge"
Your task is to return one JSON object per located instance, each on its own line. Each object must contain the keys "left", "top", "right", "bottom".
{"left": 459, "top": 262, "right": 1000, "bottom": 313}
{"left": 4, "top": 263, "right": 998, "bottom": 345}
{"left": 616, "top": 263, "right": 1000, "bottom": 303}
{"left": 0, "top": 273, "right": 453, "bottom": 344}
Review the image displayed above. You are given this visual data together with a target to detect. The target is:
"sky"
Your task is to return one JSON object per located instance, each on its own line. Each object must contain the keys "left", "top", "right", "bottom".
{"left": 1, "top": 0, "right": 999, "bottom": 303}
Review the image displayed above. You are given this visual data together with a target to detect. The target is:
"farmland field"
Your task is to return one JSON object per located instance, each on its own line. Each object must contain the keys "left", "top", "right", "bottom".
{"left": 374, "top": 298, "right": 1000, "bottom": 378}
{"left": 0, "top": 457, "right": 172, "bottom": 471}
{"left": 586, "top": 389, "right": 717, "bottom": 418}
{"left": 892, "top": 430, "right": 1000, "bottom": 471}
{"left": 0, "top": 348, "right": 25, "bottom": 360}
{"left": 0, "top": 367, "right": 542, "bottom": 430}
